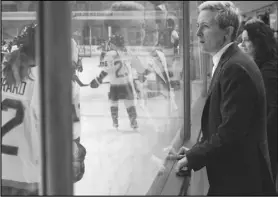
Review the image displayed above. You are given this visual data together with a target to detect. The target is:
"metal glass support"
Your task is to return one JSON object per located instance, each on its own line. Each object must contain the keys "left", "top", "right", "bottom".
{"left": 38, "top": 1, "right": 73, "bottom": 195}
{"left": 182, "top": 1, "right": 191, "bottom": 142}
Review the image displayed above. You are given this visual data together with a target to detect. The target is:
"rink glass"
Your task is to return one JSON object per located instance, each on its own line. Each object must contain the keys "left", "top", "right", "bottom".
{"left": 1, "top": 1, "right": 207, "bottom": 195}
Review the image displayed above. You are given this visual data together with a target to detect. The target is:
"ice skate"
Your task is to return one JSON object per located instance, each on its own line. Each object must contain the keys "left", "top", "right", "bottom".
{"left": 110, "top": 106, "right": 119, "bottom": 131}
{"left": 113, "top": 123, "right": 119, "bottom": 131}
{"left": 131, "top": 120, "right": 139, "bottom": 131}
{"left": 127, "top": 106, "right": 139, "bottom": 131}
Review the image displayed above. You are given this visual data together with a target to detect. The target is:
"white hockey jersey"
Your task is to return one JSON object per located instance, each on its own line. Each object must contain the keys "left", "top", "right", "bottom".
{"left": 1, "top": 66, "right": 41, "bottom": 187}
{"left": 101, "top": 50, "right": 131, "bottom": 85}
{"left": 100, "top": 49, "right": 147, "bottom": 85}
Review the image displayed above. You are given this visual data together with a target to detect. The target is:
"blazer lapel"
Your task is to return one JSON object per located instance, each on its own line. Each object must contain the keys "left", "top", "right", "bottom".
{"left": 207, "top": 43, "right": 238, "bottom": 97}
{"left": 207, "top": 60, "right": 222, "bottom": 96}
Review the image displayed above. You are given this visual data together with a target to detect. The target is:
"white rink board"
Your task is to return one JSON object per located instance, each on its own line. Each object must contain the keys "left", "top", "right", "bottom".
{"left": 78, "top": 45, "right": 175, "bottom": 57}
{"left": 2, "top": 11, "right": 181, "bottom": 21}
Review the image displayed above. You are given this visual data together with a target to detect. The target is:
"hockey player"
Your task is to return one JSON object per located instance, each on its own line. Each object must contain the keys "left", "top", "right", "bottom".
{"left": 1, "top": 23, "right": 41, "bottom": 195}
{"left": 90, "top": 34, "right": 146, "bottom": 130}
{"left": 93, "top": 1, "right": 177, "bottom": 131}
{"left": 1, "top": 24, "right": 85, "bottom": 195}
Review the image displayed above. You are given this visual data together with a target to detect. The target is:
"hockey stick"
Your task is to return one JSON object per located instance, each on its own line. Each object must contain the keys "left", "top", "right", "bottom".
{"left": 73, "top": 74, "right": 90, "bottom": 87}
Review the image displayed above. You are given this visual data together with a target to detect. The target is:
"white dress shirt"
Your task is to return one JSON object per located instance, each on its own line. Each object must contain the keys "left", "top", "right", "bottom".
{"left": 211, "top": 42, "right": 234, "bottom": 77}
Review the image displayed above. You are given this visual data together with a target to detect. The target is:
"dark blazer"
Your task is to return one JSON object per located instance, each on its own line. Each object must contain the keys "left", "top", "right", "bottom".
{"left": 185, "top": 43, "right": 275, "bottom": 195}
{"left": 256, "top": 58, "right": 278, "bottom": 180}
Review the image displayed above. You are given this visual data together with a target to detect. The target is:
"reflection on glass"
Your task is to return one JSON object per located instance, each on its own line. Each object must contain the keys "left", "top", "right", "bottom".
{"left": 72, "top": 1, "right": 183, "bottom": 195}
{"left": 2, "top": 1, "right": 184, "bottom": 195}
{"left": 1, "top": 11, "right": 41, "bottom": 195}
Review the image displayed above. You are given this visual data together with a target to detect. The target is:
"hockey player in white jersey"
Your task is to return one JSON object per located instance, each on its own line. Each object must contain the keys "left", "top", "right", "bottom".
{"left": 89, "top": 1, "right": 148, "bottom": 131}
{"left": 1, "top": 24, "right": 85, "bottom": 195}
{"left": 90, "top": 34, "right": 146, "bottom": 130}
{"left": 89, "top": 1, "right": 177, "bottom": 131}
{"left": 1, "top": 23, "right": 40, "bottom": 195}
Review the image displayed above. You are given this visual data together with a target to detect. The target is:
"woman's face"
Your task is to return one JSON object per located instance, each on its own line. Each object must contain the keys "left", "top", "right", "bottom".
{"left": 241, "top": 30, "right": 255, "bottom": 57}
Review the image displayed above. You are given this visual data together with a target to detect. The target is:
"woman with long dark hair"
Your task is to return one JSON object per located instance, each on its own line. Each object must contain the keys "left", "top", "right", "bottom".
{"left": 241, "top": 18, "right": 278, "bottom": 185}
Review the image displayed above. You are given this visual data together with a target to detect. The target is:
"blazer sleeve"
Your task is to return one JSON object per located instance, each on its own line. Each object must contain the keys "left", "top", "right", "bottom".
{"left": 185, "top": 64, "right": 258, "bottom": 171}
{"left": 260, "top": 62, "right": 278, "bottom": 130}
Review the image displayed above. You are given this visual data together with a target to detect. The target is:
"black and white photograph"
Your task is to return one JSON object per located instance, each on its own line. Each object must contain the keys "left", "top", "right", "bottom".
{"left": 1, "top": 1, "right": 277, "bottom": 195}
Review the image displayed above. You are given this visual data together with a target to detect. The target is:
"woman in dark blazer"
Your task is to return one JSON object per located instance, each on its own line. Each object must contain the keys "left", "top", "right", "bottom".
{"left": 241, "top": 18, "right": 278, "bottom": 184}
{"left": 174, "top": 1, "right": 275, "bottom": 193}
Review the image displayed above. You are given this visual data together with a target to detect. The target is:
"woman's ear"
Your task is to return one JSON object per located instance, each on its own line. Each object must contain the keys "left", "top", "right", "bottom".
{"left": 225, "top": 26, "right": 235, "bottom": 42}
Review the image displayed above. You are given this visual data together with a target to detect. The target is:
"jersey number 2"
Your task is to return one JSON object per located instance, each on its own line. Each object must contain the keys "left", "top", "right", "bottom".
{"left": 115, "top": 60, "right": 128, "bottom": 78}
{"left": 1, "top": 99, "right": 24, "bottom": 156}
